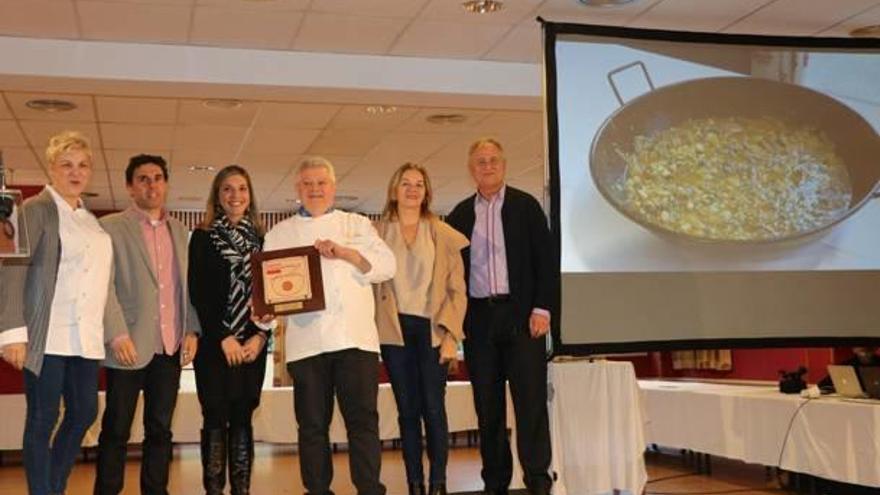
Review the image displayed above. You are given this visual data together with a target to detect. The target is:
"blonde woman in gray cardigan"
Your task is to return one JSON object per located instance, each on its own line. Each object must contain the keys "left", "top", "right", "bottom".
{"left": 373, "top": 163, "right": 468, "bottom": 495}
{"left": 0, "top": 131, "right": 123, "bottom": 495}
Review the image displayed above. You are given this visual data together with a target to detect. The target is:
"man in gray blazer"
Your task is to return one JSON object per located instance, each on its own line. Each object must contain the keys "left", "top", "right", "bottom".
{"left": 95, "top": 154, "right": 200, "bottom": 495}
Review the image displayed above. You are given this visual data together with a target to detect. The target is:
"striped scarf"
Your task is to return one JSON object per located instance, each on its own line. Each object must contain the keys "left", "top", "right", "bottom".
{"left": 209, "top": 214, "right": 262, "bottom": 339}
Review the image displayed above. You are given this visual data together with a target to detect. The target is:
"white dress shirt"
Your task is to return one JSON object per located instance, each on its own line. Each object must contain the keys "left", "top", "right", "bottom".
{"left": 0, "top": 186, "right": 112, "bottom": 359}
{"left": 264, "top": 210, "right": 396, "bottom": 363}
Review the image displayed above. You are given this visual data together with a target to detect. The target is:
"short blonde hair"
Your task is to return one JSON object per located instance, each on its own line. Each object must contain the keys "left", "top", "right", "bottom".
{"left": 468, "top": 137, "right": 504, "bottom": 158}
{"left": 297, "top": 156, "right": 337, "bottom": 183}
{"left": 46, "top": 130, "right": 92, "bottom": 165}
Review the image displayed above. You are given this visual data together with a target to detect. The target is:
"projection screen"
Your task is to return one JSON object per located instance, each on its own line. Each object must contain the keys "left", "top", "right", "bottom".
{"left": 543, "top": 23, "right": 880, "bottom": 354}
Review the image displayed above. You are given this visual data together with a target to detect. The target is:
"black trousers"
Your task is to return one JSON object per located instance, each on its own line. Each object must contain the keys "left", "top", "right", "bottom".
{"left": 194, "top": 338, "right": 267, "bottom": 430}
{"left": 95, "top": 353, "right": 182, "bottom": 495}
{"left": 288, "top": 348, "right": 386, "bottom": 495}
{"left": 464, "top": 299, "right": 552, "bottom": 493}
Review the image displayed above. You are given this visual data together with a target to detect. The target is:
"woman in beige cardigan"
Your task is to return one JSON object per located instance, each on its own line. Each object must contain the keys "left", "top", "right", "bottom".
{"left": 374, "top": 163, "right": 468, "bottom": 495}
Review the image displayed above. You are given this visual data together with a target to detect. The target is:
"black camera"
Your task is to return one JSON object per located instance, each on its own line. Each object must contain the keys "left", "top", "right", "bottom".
{"left": 778, "top": 366, "right": 808, "bottom": 394}
{"left": 0, "top": 193, "right": 13, "bottom": 220}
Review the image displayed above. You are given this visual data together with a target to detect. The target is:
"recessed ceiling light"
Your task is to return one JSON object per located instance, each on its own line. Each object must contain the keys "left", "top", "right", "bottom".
{"left": 426, "top": 113, "right": 468, "bottom": 125}
{"left": 577, "top": 0, "right": 638, "bottom": 6}
{"left": 365, "top": 105, "right": 397, "bottom": 115}
{"left": 850, "top": 25, "right": 880, "bottom": 38}
{"left": 202, "top": 98, "right": 243, "bottom": 110}
{"left": 25, "top": 99, "right": 77, "bottom": 113}
{"left": 188, "top": 165, "right": 216, "bottom": 172}
{"left": 462, "top": 0, "right": 503, "bottom": 14}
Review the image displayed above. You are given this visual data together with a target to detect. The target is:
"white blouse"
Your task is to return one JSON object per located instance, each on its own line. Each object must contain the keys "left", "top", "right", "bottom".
{"left": 43, "top": 186, "right": 112, "bottom": 358}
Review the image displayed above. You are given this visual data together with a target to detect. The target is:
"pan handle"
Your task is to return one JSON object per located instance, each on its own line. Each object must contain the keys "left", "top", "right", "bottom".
{"left": 607, "top": 61, "right": 655, "bottom": 107}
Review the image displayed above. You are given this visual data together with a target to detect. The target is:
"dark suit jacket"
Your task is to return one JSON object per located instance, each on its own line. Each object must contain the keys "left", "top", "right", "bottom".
{"left": 446, "top": 185, "right": 556, "bottom": 330}
{"left": 187, "top": 228, "right": 264, "bottom": 344}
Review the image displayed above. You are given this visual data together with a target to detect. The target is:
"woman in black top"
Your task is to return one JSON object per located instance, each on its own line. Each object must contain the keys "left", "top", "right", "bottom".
{"left": 188, "top": 165, "right": 272, "bottom": 495}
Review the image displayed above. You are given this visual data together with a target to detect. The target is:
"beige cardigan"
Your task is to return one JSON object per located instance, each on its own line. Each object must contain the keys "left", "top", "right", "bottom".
{"left": 373, "top": 217, "right": 469, "bottom": 347}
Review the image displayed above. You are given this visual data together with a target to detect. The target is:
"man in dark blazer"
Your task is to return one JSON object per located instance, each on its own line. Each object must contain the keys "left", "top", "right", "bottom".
{"left": 446, "top": 138, "right": 555, "bottom": 495}
{"left": 95, "top": 154, "right": 201, "bottom": 495}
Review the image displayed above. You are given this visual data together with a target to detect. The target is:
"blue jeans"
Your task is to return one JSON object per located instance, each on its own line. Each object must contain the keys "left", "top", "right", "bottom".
{"left": 381, "top": 314, "right": 449, "bottom": 485}
{"left": 23, "top": 355, "right": 99, "bottom": 495}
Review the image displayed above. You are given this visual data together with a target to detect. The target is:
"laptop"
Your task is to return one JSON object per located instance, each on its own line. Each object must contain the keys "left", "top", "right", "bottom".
{"left": 857, "top": 366, "right": 880, "bottom": 400}
{"left": 827, "top": 365, "right": 867, "bottom": 398}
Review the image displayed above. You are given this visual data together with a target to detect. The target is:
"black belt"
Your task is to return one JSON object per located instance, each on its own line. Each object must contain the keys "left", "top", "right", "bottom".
{"left": 472, "top": 294, "right": 511, "bottom": 305}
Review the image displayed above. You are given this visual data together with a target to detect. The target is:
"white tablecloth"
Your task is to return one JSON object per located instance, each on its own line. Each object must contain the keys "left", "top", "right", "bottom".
{"left": 640, "top": 380, "right": 880, "bottom": 488}
{"left": 549, "top": 360, "right": 648, "bottom": 495}
{"left": 0, "top": 381, "right": 479, "bottom": 450}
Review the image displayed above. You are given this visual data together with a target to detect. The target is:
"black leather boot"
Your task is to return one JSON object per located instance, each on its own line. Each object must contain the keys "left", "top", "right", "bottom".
{"left": 229, "top": 426, "right": 254, "bottom": 495}
{"left": 408, "top": 482, "right": 426, "bottom": 495}
{"left": 428, "top": 482, "right": 447, "bottom": 495}
{"left": 200, "top": 428, "right": 227, "bottom": 495}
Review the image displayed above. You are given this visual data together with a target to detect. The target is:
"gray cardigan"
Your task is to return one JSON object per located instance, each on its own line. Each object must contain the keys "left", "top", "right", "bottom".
{"left": 0, "top": 189, "right": 124, "bottom": 375}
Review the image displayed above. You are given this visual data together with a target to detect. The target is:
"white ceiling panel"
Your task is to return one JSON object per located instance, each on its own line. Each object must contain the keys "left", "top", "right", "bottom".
{"left": 293, "top": 13, "right": 407, "bottom": 54}
{"left": 327, "top": 105, "right": 417, "bottom": 131}
{"left": 6, "top": 93, "right": 96, "bottom": 123}
{"left": 239, "top": 128, "right": 321, "bottom": 156}
{"left": 420, "top": 0, "right": 542, "bottom": 25}
{"left": 100, "top": 123, "right": 175, "bottom": 150}
{"left": 815, "top": 3, "right": 880, "bottom": 36}
{"left": 391, "top": 20, "right": 511, "bottom": 59}
{"left": 335, "top": 170, "right": 391, "bottom": 191}
{"left": 629, "top": 0, "right": 772, "bottom": 32}
{"left": 0, "top": 1, "right": 79, "bottom": 39}
{"left": 432, "top": 176, "right": 475, "bottom": 195}
{"left": 177, "top": 100, "right": 260, "bottom": 126}
{"left": 196, "top": 0, "right": 309, "bottom": 10}
{"left": 0, "top": 121, "right": 27, "bottom": 147}
{"left": 402, "top": 108, "right": 492, "bottom": 134}
{"left": 107, "top": 168, "right": 129, "bottom": 198}
{"left": 77, "top": 1, "right": 192, "bottom": 43}
{"left": 535, "top": 0, "right": 661, "bottom": 26}
{"left": 169, "top": 149, "right": 237, "bottom": 170}
{"left": 1, "top": 147, "right": 42, "bottom": 171}
{"left": 20, "top": 122, "right": 102, "bottom": 155}
{"left": 308, "top": 129, "right": 384, "bottom": 155}
{"left": 174, "top": 125, "right": 248, "bottom": 153}
{"left": 723, "top": 0, "right": 880, "bottom": 35}
{"left": 96, "top": 97, "right": 178, "bottom": 124}
{"left": 234, "top": 152, "right": 298, "bottom": 174}
{"left": 360, "top": 131, "right": 453, "bottom": 169}
{"left": 421, "top": 155, "right": 469, "bottom": 180}
{"left": 190, "top": 7, "right": 303, "bottom": 49}
{"left": 483, "top": 23, "right": 542, "bottom": 63}
{"left": 0, "top": 99, "right": 14, "bottom": 120}
{"left": 255, "top": 102, "right": 341, "bottom": 130}
{"left": 91, "top": 0, "right": 195, "bottom": 5}
{"left": 309, "top": 0, "right": 429, "bottom": 19}
{"left": 475, "top": 110, "right": 542, "bottom": 136}
{"left": 250, "top": 172, "right": 290, "bottom": 191}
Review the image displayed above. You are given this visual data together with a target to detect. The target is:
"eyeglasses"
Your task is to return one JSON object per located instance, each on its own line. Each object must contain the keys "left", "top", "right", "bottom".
{"left": 472, "top": 156, "right": 503, "bottom": 168}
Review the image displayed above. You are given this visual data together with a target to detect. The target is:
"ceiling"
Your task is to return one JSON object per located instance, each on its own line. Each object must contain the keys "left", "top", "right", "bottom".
{"left": 0, "top": 0, "right": 878, "bottom": 213}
